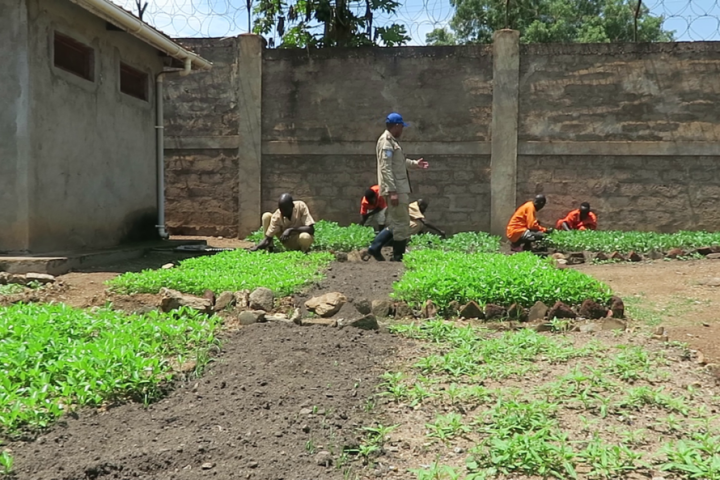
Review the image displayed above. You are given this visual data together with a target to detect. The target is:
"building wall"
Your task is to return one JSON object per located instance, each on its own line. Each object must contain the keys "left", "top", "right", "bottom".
{"left": 0, "top": 0, "right": 31, "bottom": 252}
{"left": 20, "top": 0, "right": 165, "bottom": 252}
{"left": 164, "top": 38, "right": 720, "bottom": 238}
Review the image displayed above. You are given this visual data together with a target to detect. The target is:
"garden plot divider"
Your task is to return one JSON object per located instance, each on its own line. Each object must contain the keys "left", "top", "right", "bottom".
{"left": 163, "top": 35, "right": 720, "bottom": 239}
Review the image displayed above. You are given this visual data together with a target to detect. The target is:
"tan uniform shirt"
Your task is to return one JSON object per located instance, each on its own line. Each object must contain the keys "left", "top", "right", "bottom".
{"left": 376, "top": 130, "right": 419, "bottom": 196}
{"left": 408, "top": 201, "right": 425, "bottom": 235}
{"left": 265, "top": 201, "right": 315, "bottom": 238}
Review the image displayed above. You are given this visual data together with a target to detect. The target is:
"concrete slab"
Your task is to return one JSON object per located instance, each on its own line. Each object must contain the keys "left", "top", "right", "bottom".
{"left": 0, "top": 239, "right": 208, "bottom": 275}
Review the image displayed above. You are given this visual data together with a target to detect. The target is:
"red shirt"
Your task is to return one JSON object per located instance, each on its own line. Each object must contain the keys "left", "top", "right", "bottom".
{"left": 555, "top": 209, "right": 597, "bottom": 231}
{"left": 360, "top": 185, "right": 387, "bottom": 215}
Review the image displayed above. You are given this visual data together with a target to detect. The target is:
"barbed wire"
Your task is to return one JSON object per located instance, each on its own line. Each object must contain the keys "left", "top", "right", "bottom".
{"left": 112, "top": 0, "right": 720, "bottom": 44}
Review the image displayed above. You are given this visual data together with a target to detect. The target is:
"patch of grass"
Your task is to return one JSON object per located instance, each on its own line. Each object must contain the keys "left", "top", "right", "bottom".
{"left": 0, "top": 284, "right": 25, "bottom": 296}
{"left": 393, "top": 250, "right": 613, "bottom": 310}
{"left": 0, "top": 303, "right": 219, "bottom": 435}
{"left": 108, "top": 249, "right": 333, "bottom": 295}
{"left": 246, "top": 220, "right": 376, "bottom": 252}
{"left": 546, "top": 230, "right": 720, "bottom": 254}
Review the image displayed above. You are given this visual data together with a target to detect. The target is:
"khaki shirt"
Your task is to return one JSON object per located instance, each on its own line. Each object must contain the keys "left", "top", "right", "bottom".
{"left": 409, "top": 201, "right": 425, "bottom": 233}
{"left": 376, "top": 130, "right": 419, "bottom": 196}
{"left": 266, "top": 201, "right": 315, "bottom": 238}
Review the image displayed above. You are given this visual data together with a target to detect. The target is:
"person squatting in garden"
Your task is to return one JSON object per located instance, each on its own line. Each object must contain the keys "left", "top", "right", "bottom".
{"left": 506, "top": 194, "right": 553, "bottom": 253}
{"left": 364, "top": 112, "right": 429, "bottom": 262}
{"left": 409, "top": 199, "right": 446, "bottom": 238}
{"left": 359, "top": 185, "right": 387, "bottom": 233}
{"left": 556, "top": 202, "right": 597, "bottom": 231}
{"left": 249, "top": 193, "right": 315, "bottom": 253}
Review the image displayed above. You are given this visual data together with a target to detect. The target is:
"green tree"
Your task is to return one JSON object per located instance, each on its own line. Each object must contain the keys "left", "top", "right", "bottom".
{"left": 426, "top": 0, "right": 673, "bottom": 45}
{"left": 253, "top": 0, "right": 410, "bottom": 47}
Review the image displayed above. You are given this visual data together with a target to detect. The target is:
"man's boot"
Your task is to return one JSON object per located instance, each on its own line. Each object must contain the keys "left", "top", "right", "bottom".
{"left": 366, "top": 228, "right": 393, "bottom": 261}
{"left": 391, "top": 239, "right": 408, "bottom": 262}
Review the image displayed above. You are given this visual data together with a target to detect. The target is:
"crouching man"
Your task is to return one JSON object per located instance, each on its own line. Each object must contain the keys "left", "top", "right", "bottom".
{"left": 249, "top": 193, "right": 315, "bottom": 253}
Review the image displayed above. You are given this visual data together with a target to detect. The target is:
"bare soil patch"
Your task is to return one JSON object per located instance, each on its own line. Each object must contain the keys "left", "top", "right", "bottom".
{"left": 10, "top": 322, "right": 398, "bottom": 480}
{"left": 575, "top": 259, "right": 720, "bottom": 363}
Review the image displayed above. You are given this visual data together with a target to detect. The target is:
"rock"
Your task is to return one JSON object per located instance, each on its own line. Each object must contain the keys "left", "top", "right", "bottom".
{"left": 528, "top": 301, "right": 549, "bottom": 322}
{"left": 707, "top": 253, "right": 720, "bottom": 260}
{"left": 303, "top": 318, "right": 337, "bottom": 327}
{"left": 371, "top": 299, "right": 393, "bottom": 318}
{"left": 602, "top": 318, "right": 627, "bottom": 331}
{"left": 265, "top": 314, "right": 292, "bottom": 323}
{"left": 696, "top": 351, "right": 707, "bottom": 365}
{"left": 315, "top": 451, "right": 333, "bottom": 467}
{"left": 25, "top": 273, "right": 55, "bottom": 284}
{"left": 290, "top": 308, "right": 302, "bottom": 325}
{"left": 609, "top": 296, "right": 625, "bottom": 318}
{"left": 161, "top": 263, "right": 174, "bottom": 269}
{"left": 201, "top": 462, "right": 215, "bottom": 470}
{"left": 0, "top": 272, "right": 9, "bottom": 285}
{"left": 484, "top": 304, "right": 506, "bottom": 320}
{"left": 648, "top": 250, "right": 665, "bottom": 260}
{"left": 507, "top": 303, "right": 528, "bottom": 322}
{"left": 447, "top": 301, "right": 460, "bottom": 316}
{"left": 555, "top": 258, "right": 568, "bottom": 267}
{"left": 609, "top": 251, "right": 626, "bottom": 262}
{"left": 354, "top": 298, "right": 372, "bottom": 315}
{"left": 239, "top": 310, "right": 266, "bottom": 325}
{"left": 551, "top": 253, "right": 566, "bottom": 260}
{"left": 421, "top": 300, "right": 438, "bottom": 319}
{"left": 214, "top": 291, "right": 235, "bottom": 312}
{"left": 234, "top": 290, "right": 250, "bottom": 310}
{"left": 534, "top": 323, "right": 553, "bottom": 332}
{"left": 394, "top": 302, "right": 413, "bottom": 318}
{"left": 7, "top": 274, "right": 27, "bottom": 286}
{"left": 627, "top": 251, "right": 642, "bottom": 262}
{"left": 696, "top": 246, "right": 713, "bottom": 256}
{"left": 459, "top": 301, "right": 484, "bottom": 319}
{"left": 578, "top": 322, "right": 600, "bottom": 334}
{"left": 249, "top": 287, "right": 274, "bottom": 311}
{"left": 666, "top": 248, "right": 685, "bottom": 259}
{"left": 566, "top": 252, "right": 585, "bottom": 265}
{"left": 547, "top": 301, "right": 577, "bottom": 319}
{"left": 699, "top": 277, "right": 720, "bottom": 287}
{"left": 159, "top": 288, "right": 213, "bottom": 314}
{"left": 579, "top": 299, "right": 608, "bottom": 319}
{"left": 203, "top": 289, "right": 216, "bottom": 305}
{"left": 594, "top": 252, "right": 609, "bottom": 262}
{"left": 334, "top": 252, "right": 348, "bottom": 262}
{"left": 339, "top": 314, "right": 379, "bottom": 330}
{"left": 305, "top": 292, "right": 347, "bottom": 317}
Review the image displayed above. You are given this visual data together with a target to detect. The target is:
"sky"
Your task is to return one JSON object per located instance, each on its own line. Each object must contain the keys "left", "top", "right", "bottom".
{"left": 112, "top": 0, "right": 720, "bottom": 44}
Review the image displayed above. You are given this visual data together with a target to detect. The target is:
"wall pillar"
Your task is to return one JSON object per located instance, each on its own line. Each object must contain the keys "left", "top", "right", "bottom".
{"left": 236, "top": 34, "right": 263, "bottom": 237}
{"left": 489, "top": 29, "right": 520, "bottom": 237}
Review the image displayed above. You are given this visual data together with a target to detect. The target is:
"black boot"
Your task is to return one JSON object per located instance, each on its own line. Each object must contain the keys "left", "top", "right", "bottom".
{"left": 391, "top": 239, "right": 408, "bottom": 262}
{"left": 367, "top": 228, "right": 393, "bottom": 261}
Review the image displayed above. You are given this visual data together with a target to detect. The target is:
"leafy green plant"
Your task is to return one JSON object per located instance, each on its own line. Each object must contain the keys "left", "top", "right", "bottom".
{"left": 246, "top": 220, "right": 376, "bottom": 252}
{"left": 410, "top": 232, "right": 500, "bottom": 253}
{"left": 0, "top": 303, "right": 219, "bottom": 434}
{"left": 426, "top": 413, "right": 471, "bottom": 442}
{"left": 393, "top": 250, "right": 612, "bottom": 309}
{"left": 109, "top": 249, "right": 333, "bottom": 295}
{"left": 410, "top": 462, "right": 462, "bottom": 480}
{"left": 0, "top": 450, "right": 12, "bottom": 476}
{"left": 547, "top": 230, "right": 720, "bottom": 255}
{"left": 577, "top": 437, "right": 643, "bottom": 478}
{"left": 0, "top": 284, "right": 24, "bottom": 296}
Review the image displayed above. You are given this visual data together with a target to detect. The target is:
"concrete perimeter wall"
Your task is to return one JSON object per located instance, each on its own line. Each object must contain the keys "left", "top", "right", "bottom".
{"left": 165, "top": 35, "right": 720, "bottom": 238}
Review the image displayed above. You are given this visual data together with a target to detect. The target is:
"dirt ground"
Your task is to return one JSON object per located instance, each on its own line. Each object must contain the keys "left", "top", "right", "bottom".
{"left": 575, "top": 259, "right": 720, "bottom": 363}
{"left": 10, "top": 322, "right": 398, "bottom": 480}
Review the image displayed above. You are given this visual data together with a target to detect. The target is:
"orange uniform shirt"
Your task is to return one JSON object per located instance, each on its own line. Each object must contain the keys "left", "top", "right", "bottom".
{"left": 555, "top": 209, "right": 597, "bottom": 231}
{"left": 506, "top": 201, "right": 546, "bottom": 243}
{"left": 360, "top": 185, "right": 387, "bottom": 215}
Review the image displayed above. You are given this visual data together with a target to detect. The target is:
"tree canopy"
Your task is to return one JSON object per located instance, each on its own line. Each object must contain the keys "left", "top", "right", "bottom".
{"left": 426, "top": 0, "right": 674, "bottom": 45}
{"left": 253, "top": 0, "right": 410, "bottom": 47}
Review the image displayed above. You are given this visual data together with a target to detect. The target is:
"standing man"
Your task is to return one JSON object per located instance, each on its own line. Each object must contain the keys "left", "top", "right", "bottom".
{"left": 365, "top": 113, "right": 429, "bottom": 261}
{"left": 506, "top": 194, "right": 553, "bottom": 252}
{"left": 359, "top": 185, "right": 387, "bottom": 233}
{"left": 409, "top": 199, "right": 446, "bottom": 238}
{"left": 556, "top": 202, "right": 597, "bottom": 231}
{"left": 249, "top": 193, "right": 315, "bottom": 253}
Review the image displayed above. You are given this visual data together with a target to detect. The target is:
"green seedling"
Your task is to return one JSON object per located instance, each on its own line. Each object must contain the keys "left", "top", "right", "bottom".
{"left": 410, "top": 462, "right": 462, "bottom": 480}
{"left": 393, "top": 250, "right": 612, "bottom": 309}
{"left": 426, "top": 413, "right": 471, "bottom": 442}
{"left": 0, "top": 451, "right": 12, "bottom": 476}
{"left": 661, "top": 437, "right": 720, "bottom": 479}
{"left": 577, "top": 437, "right": 643, "bottom": 478}
{"left": 109, "top": 249, "right": 333, "bottom": 295}
{"left": 546, "top": 229, "right": 720, "bottom": 255}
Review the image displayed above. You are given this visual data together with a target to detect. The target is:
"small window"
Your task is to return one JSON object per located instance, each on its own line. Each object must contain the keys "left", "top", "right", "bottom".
{"left": 54, "top": 32, "right": 94, "bottom": 81}
{"left": 120, "top": 63, "right": 148, "bottom": 101}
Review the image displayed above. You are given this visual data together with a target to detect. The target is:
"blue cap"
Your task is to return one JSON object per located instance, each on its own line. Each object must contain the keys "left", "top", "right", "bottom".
{"left": 386, "top": 112, "right": 409, "bottom": 127}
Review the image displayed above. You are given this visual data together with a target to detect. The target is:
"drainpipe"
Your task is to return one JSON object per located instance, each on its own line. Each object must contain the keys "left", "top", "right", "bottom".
{"left": 155, "top": 59, "right": 192, "bottom": 240}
